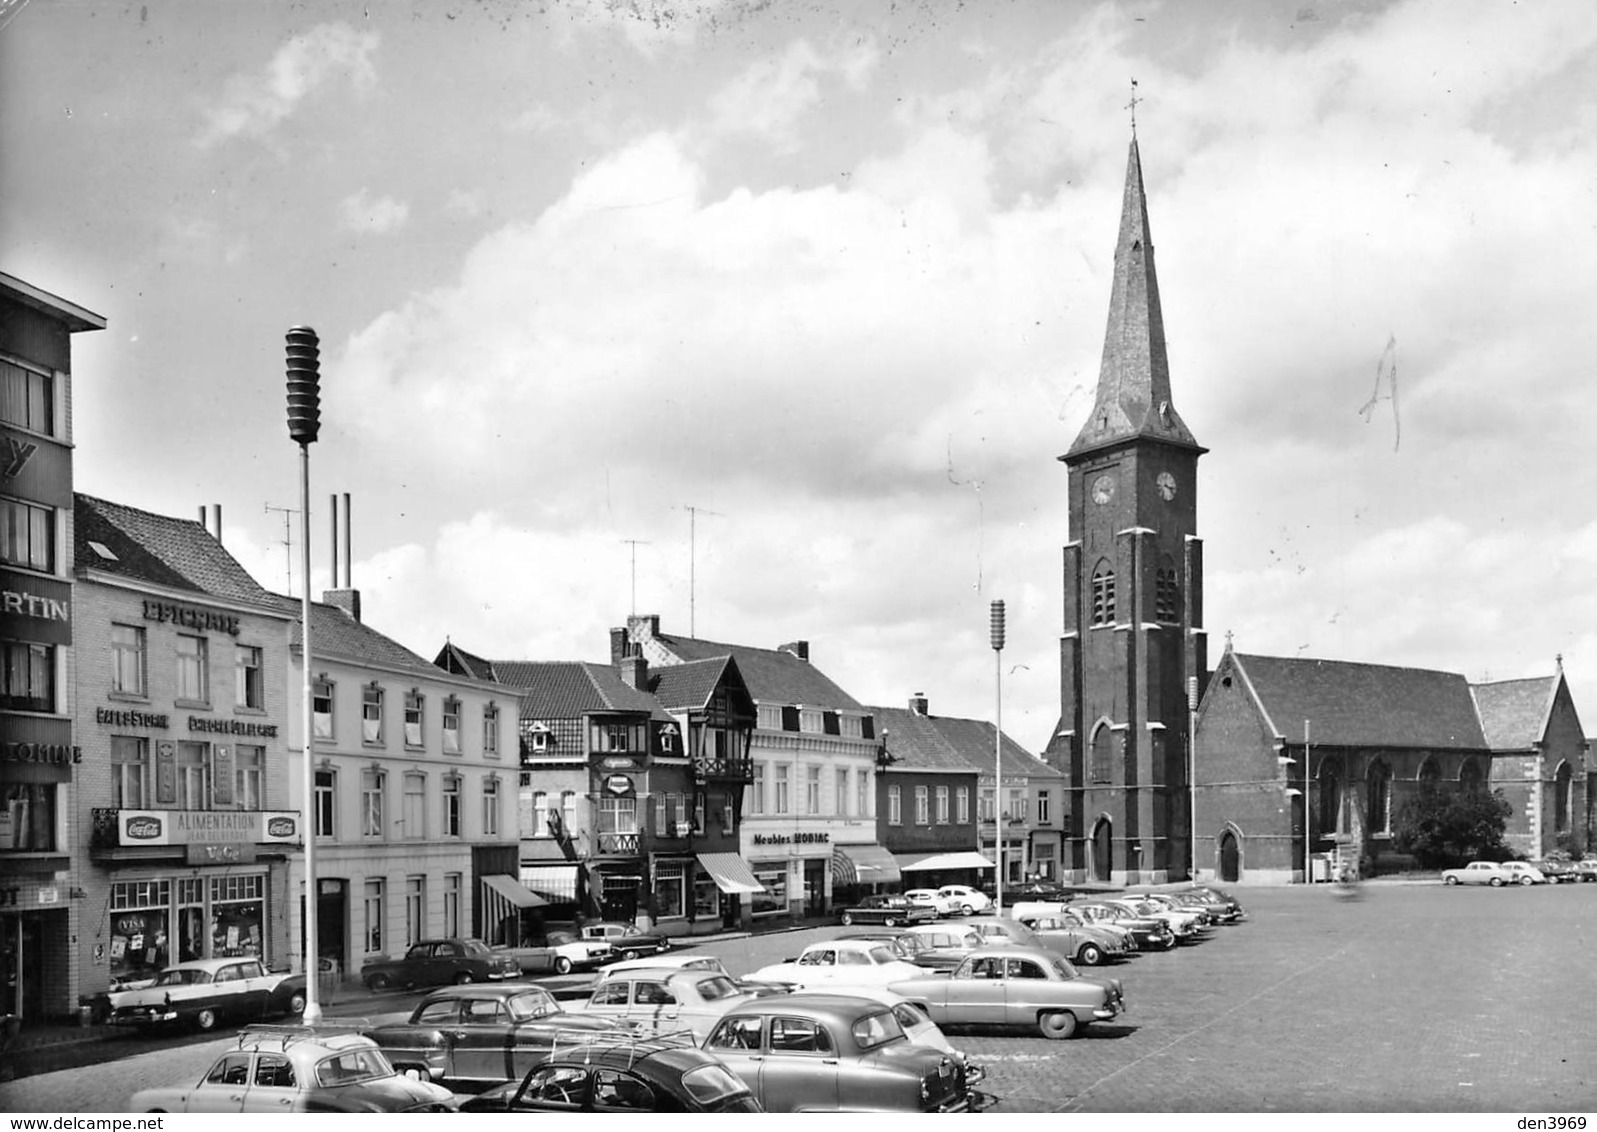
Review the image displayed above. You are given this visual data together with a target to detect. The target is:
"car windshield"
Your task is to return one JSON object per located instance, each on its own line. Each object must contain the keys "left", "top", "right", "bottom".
{"left": 866, "top": 946, "right": 897, "bottom": 965}
{"left": 508, "top": 990, "right": 557, "bottom": 1019}
{"left": 1050, "top": 955, "right": 1081, "bottom": 980}
{"left": 462, "top": 940, "right": 494, "bottom": 957}
{"left": 851, "top": 1009, "right": 906, "bottom": 1050}
{"left": 681, "top": 1064, "right": 756, "bottom": 1107}
{"left": 695, "top": 976, "right": 741, "bottom": 1002}
{"left": 315, "top": 1047, "right": 393, "bottom": 1087}
{"left": 152, "top": 969, "right": 208, "bottom": 987}
{"left": 546, "top": 930, "right": 574, "bottom": 945}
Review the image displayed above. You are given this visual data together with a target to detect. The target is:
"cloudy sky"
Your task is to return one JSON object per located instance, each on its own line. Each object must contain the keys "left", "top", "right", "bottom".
{"left": 5, "top": 0, "right": 1597, "bottom": 753}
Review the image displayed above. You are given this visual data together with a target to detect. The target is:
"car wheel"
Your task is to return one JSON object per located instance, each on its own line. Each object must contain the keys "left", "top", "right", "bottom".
{"left": 841, "top": 912, "right": 855, "bottom": 926}
{"left": 1520, "top": 875, "right": 1534, "bottom": 886}
{"left": 621, "top": 949, "right": 641, "bottom": 962}
{"left": 961, "top": 904, "right": 974, "bottom": 916}
{"left": 1444, "top": 875, "right": 1459, "bottom": 886}
{"left": 366, "top": 972, "right": 392, "bottom": 992}
{"left": 554, "top": 956, "right": 573, "bottom": 975}
{"left": 1489, "top": 877, "right": 1504, "bottom": 887}
{"left": 454, "top": 971, "right": 475, "bottom": 985}
{"left": 194, "top": 1007, "right": 218, "bottom": 1032}
{"left": 1038, "top": 1011, "right": 1078, "bottom": 1040}
{"left": 288, "top": 990, "right": 308, "bottom": 1015}
{"left": 1078, "top": 943, "right": 1103, "bottom": 966}
{"left": 883, "top": 916, "right": 898, "bottom": 928}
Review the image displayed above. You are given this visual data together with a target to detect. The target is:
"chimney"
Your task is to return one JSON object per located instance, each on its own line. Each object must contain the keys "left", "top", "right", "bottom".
{"left": 779, "top": 640, "right": 809, "bottom": 663}
{"left": 197, "top": 505, "right": 222, "bottom": 544}
{"left": 609, "top": 627, "right": 630, "bottom": 665}
{"left": 909, "top": 693, "right": 929, "bottom": 716}
{"left": 619, "top": 655, "right": 649, "bottom": 690}
{"left": 324, "top": 588, "right": 361, "bottom": 622}
{"left": 323, "top": 493, "right": 359, "bottom": 620}
{"left": 627, "top": 614, "right": 660, "bottom": 643}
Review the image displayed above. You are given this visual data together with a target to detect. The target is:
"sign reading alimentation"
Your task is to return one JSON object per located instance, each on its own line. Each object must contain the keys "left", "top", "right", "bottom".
{"left": 118, "top": 809, "right": 300, "bottom": 845}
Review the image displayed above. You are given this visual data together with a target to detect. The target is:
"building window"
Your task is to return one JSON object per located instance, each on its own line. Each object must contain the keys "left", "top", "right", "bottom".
{"left": 756, "top": 704, "right": 782, "bottom": 730}
{"left": 483, "top": 703, "right": 500, "bottom": 757}
{"left": 858, "top": 770, "right": 870, "bottom": 818}
{"left": 561, "top": 790, "right": 577, "bottom": 834}
{"left": 112, "top": 736, "right": 149, "bottom": 808}
{"left": 836, "top": 768, "right": 850, "bottom": 816}
{"left": 404, "top": 690, "right": 424, "bottom": 748}
{"left": 887, "top": 785, "right": 902, "bottom": 826}
{"left": 956, "top": 786, "right": 970, "bottom": 824}
{"left": 362, "top": 684, "right": 383, "bottom": 744}
{"left": 1091, "top": 561, "right": 1116, "bottom": 626}
{"left": 531, "top": 790, "right": 549, "bottom": 837}
{"left": 443, "top": 697, "right": 461, "bottom": 754}
{"left": 482, "top": 777, "right": 500, "bottom": 837}
{"left": 403, "top": 773, "right": 426, "bottom": 838}
{"left": 1155, "top": 560, "right": 1181, "bottom": 623}
{"left": 1368, "top": 760, "right": 1392, "bottom": 835}
{"left": 1037, "top": 789, "right": 1051, "bottom": 824}
{"left": 363, "top": 878, "right": 385, "bottom": 954}
{"left": 443, "top": 776, "right": 461, "bottom": 837}
{"left": 774, "top": 764, "right": 790, "bottom": 814}
{"left": 0, "top": 781, "right": 56, "bottom": 851}
{"left": 1, "top": 640, "right": 53, "bottom": 712}
{"left": 310, "top": 679, "right": 334, "bottom": 740}
{"left": 176, "top": 742, "right": 211, "bottom": 809}
{"left": 838, "top": 714, "right": 864, "bottom": 739}
{"left": 1007, "top": 788, "right": 1024, "bottom": 822}
{"left": 1459, "top": 758, "right": 1483, "bottom": 794}
{"left": 234, "top": 745, "right": 263, "bottom": 810}
{"left": 0, "top": 497, "right": 53, "bottom": 572}
{"left": 111, "top": 625, "right": 146, "bottom": 696}
{"left": 598, "top": 794, "right": 637, "bottom": 835}
{"left": 915, "top": 785, "right": 930, "bottom": 825}
{"left": 443, "top": 873, "right": 461, "bottom": 938}
{"left": 1555, "top": 761, "right": 1573, "bottom": 834}
{"left": 1090, "top": 726, "right": 1113, "bottom": 784}
{"left": 175, "top": 634, "right": 208, "bottom": 704}
{"left": 979, "top": 787, "right": 995, "bottom": 822}
{"left": 749, "top": 763, "right": 766, "bottom": 816}
{"left": 235, "top": 645, "right": 264, "bottom": 709}
{"left": 592, "top": 721, "right": 643, "bottom": 753}
{"left": 1, "top": 358, "right": 54, "bottom": 435}
{"left": 936, "top": 785, "right": 950, "bottom": 824}
{"left": 405, "top": 876, "right": 426, "bottom": 946}
{"left": 799, "top": 709, "right": 823, "bottom": 733}
{"left": 361, "top": 768, "right": 385, "bottom": 838}
{"left": 314, "top": 769, "right": 336, "bottom": 838}
{"left": 654, "top": 864, "right": 687, "bottom": 920}
{"left": 806, "top": 765, "right": 821, "bottom": 815}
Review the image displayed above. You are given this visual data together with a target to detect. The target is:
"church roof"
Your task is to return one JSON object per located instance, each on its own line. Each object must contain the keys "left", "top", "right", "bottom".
{"left": 1224, "top": 653, "right": 1489, "bottom": 750}
{"left": 1066, "top": 138, "right": 1202, "bottom": 462}
{"left": 1471, "top": 676, "right": 1560, "bottom": 750}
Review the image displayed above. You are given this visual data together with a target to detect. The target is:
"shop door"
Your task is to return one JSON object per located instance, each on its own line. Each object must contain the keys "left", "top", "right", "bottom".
{"left": 602, "top": 875, "right": 639, "bottom": 922}
{"left": 803, "top": 860, "right": 826, "bottom": 917}
{"left": 316, "top": 880, "right": 347, "bottom": 972}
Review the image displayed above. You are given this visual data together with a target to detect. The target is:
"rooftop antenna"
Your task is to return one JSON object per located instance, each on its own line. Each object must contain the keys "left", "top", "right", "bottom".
{"left": 264, "top": 501, "right": 300, "bottom": 595}
{"left": 683, "top": 505, "right": 722, "bottom": 637}
{"left": 1126, "top": 78, "right": 1142, "bottom": 136}
{"left": 621, "top": 539, "right": 650, "bottom": 616}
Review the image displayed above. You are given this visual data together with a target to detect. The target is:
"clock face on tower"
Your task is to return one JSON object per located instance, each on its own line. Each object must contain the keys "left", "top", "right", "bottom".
{"left": 1157, "top": 471, "right": 1178, "bottom": 501}
{"left": 1091, "top": 474, "right": 1115, "bottom": 505}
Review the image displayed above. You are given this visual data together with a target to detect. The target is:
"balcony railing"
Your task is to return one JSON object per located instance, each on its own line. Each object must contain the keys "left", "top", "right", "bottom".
{"left": 693, "top": 756, "right": 753, "bottom": 781}
{"left": 596, "top": 831, "right": 639, "bottom": 855}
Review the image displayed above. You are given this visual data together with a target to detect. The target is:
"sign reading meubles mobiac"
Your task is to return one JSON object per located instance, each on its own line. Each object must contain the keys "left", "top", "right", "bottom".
{"left": 117, "top": 809, "right": 300, "bottom": 845}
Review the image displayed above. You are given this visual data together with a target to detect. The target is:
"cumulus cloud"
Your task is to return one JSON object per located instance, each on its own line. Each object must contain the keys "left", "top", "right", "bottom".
{"left": 339, "top": 190, "right": 410, "bottom": 234}
{"left": 197, "top": 22, "right": 379, "bottom": 146}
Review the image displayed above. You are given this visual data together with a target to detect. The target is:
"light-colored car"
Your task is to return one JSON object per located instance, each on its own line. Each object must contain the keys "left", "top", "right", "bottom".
{"left": 1068, "top": 901, "right": 1178, "bottom": 950}
{"left": 747, "top": 939, "right": 925, "bottom": 990}
{"left": 599, "top": 953, "right": 795, "bottom": 995}
{"left": 1499, "top": 862, "right": 1548, "bottom": 885}
{"left": 934, "top": 885, "right": 992, "bottom": 917}
{"left": 545, "top": 929, "right": 618, "bottom": 971}
{"left": 129, "top": 1025, "right": 455, "bottom": 1112}
{"left": 1101, "top": 897, "right": 1205, "bottom": 940}
{"left": 578, "top": 969, "right": 758, "bottom": 1041}
{"left": 1018, "top": 911, "right": 1133, "bottom": 966}
{"left": 579, "top": 921, "right": 670, "bottom": 961}
{"left": 901, "top": 924, "right": 986, "bottom": 972}
{"left": 904, "top": 889, "right": 940, "bottom": 912}
{"left": 825, "top": 986, "right": 986, "bottom": 1087}
{"left": 1441, "top": 861, "right": 1515, "bottom": 887}
{"left": 106, "top": 957, "right": 308, "bottom": 1032}
{"left": 889, "top": 946, "right": 1125, "bottom": 1040}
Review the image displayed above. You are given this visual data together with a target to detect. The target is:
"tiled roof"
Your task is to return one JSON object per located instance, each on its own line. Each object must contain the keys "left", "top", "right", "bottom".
{"left": 433, "top": 641, "right": 497, "bottom": 681}
{"left": 488, "top": 660, "right": 666, "bottom": 720}
{"left": 651, "top": 633, "right": 863, "bottom": 710}
{"left": 75, "top": 495, "right": 277, "bottom": 608}
{"left": 1229, "top": 654, "right": 1488, "bottom": 750}
{"left": 269, "top": 594, "right": 446, "bottom": 680}
{"left": 870, "top": 706, "right": 976, "bottom": 772}
{"left": 871, "top": 704, "right": 1061, "bottom": 779}
{"left": 1472, "top": 677, "right": 1557, "bottom": 750}
{"left": 649, "top": 657, "right": 733, "bottom": 713}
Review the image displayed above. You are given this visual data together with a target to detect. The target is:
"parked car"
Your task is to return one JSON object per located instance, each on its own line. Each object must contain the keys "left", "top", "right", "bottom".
{"left": 1068, "top": 901, "right": 1177, "bottom": 950}
{"left": 827, "top": 986, "right": 987, "bottom": 1088}
{"left": 1098, "top": 897, "right": 1205, "bottom": 941}
{"left": 1573, "top": 859, "right": 1597, "bottom": 882}
{"left": 459, "top": 1035, "right": 762, "bottom": 1113}
{"left": 1499, "top": 862, "right": 1549, "bottom": 886}
{"left": 362, "top": 982, "right": 627, "bottom": 1088}
{"left": 105, "top": 958, "right": 308, "bottom": 1032}
{"left": 889, "top": 946, "right": 1125, "bottom": 1040}
{"left": 545, "top": 929, "right": 618, "bottom": 971}
{"left": 702, "top": 992, "right": 980, "bottom": 1111}
{"left": 362, "top": 938, "right": 521, "bottom": 991}
{"left": 746, "top": 939, "right": 925, "bottom": 990}
{"left": 129, "top": 1025, "right": 455, "bottom": 1112}
{"left": 579, "top": 921, "right": 671, "bottom": 961}
{"left": 904, "top": 889, "right": 941, "bottom": 912}
{"left": 1441, "top": 861, "right": 1515, "bottom": 887}
{"left": 1170, "top": 886, "right": 1248, "bottom": 921}
{"left": 933, "top": 885, "right": 992, "bottom": 917}
{"left": 1134, "top": 892, "right": 1218, "bottom": 928}
{"left": 1017, "top": 911, "right": 1133, "bottom": 966}
{"left": 838, "top": 894, "right": 937, "bottom": 927}
{"left": 578, "top": 968, "right": 761, "bottom": 1041}
{"left": 1529, "top": 860, "right": 1578, "bottom": 884}
{"left": 900, "top": 924, "right": 987, "bottom": 972}
{"left": 600, "top": 953, "right": 795, "bottom": 995}
{"left": 834, "top": 929, "right": 930, "bottom": 962}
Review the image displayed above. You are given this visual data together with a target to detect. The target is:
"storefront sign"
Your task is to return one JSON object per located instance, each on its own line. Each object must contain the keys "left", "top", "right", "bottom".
{"left": 0, "top": 569, "right": 72, "bottom": 645}
{"left": 187, "top": 843, "right": 257, "bottom": 865}
{"left": 752, "top": 831, "right": 830, "bottom": 846}
{"left": 601, "top": 757, "right": 636, "bottom": 769}
{"left": 96, "top": 707, "right": 170, "bottom": 729}
{"left": 0, "top": 741, "right": 79, "bottom": 765}
{"left": 1, "top": 586, "right": 68, "bottom": 623}
{"left": 118, "top": 809, "right": 300, "bottom": 845}
{"left": 604, "top": 774, "right": 634, "bottom": 796}
{"left": 187, "top": 716, "right": 278, "bottom": 738}
{"left": 1, "top": 433, "right": 38, "bottom": 478}
{"left": 141, "top": 598, "right": 240, "bottom": 636}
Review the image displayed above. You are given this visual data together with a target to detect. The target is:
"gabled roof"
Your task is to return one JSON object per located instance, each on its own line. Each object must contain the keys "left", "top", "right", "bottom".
{"left": 434, "top": 641, "right": 497, "bottom": 681}
{"left": 869, "top": 706, "right": 978, "bottom": 773}
{"left": 648, "top": 656, "right": 752, "bottom": 715}
{"left": 268, "top": 594, "right": 454, "bottom": 682}
{"left": 649, "top": 633, "right": 863, "bottom": 711}
{"left": 488, "top": 660, "right": 667, "bottom": 721}
{"left": 75, "top": 494, "right": 279, "bottom": 610}
{"left": 1472, "top": 676, "right": 1560, "bottom": 751}
{"left": 870, "top": 704, "right": 1062, "bottom": 779}
{"left": 1222, "top": 653, "right": 1488, "bottom": 750}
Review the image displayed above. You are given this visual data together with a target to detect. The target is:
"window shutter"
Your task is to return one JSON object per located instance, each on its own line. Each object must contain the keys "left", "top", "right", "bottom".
{"left": 781, "top": 706, "right": 799, "bottom": 731}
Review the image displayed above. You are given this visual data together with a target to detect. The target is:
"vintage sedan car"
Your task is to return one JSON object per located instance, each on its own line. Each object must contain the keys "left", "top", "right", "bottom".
{"left": 578, "top": 969, "right": 760, "bottom": 1041}
{"left": 933, "top": 885, "right": 992, "bottom": 917}
{"left": 1100, "top": 897, "right": 1206, "bottom": 941}
{"left": 1441, "top": 861, "right": 1515, "bottom": 886}
{"left": 579, "top": 921, "right": 671, "bottom": 961}
{"left": 545, "top": 929, "right": 618, "bottom": 971}
{"left": 838, "top": 894, "right": 937, "bottom": 927}
{"left": 1068, "top": 901, "right": 1177, "bottom": 950}
{"left": 1171, "top": 886, "right": 1247, "bottom": 921}
{"left": 105, "top": 957, "right": 308, "bottom": 1032}
{"left": 901, "top": 924, "right": 986, "bottom": 972}
{"left": 1132, "top": 892, "right": 1218, "bottom": 928}
{"left": 599, "top": 953, "right": 796, "bottom": 995}
{"left": 747, "top": 939, "right": 925, "bottom": 990}
{"left": 362, "top": 938, "right": 521, "bottom": 991}
{"left": 129, "top": 1025, "right": 455, "bottom": 1112}
{"left": 1528, "top": 859, "right": 1577, "bottom": 884}
{"left": 703, "top": 993, "right": 979, "bottom": 1112}
{"left": 363, "top": 982, "right": 628, "bottom": 1088}
{"left": 1018, "top": 912, "right": 1132, "bottom": 966}
{"left": 1500, "top": 861, "right": 1549, "bottom": 885}
{"left": 1573, "top": 859, "right": 1597, "bottom": 882}
{"left": 904, "top": 889, "right": 941, "bottom": 912}
{"left": 828, "top": 986, "right": 986, "bottom": 1088}
{"left": 459, "top": 1035, "right": 762, "bottom": 1113}
{"left": 889, "top": 946, "right": 1125, "bottom": 1040}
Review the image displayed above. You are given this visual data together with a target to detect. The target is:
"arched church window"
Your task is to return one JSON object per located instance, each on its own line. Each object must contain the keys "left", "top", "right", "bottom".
{"left": 1091, "top": 562, "right": 1116, "bottom": 626}
{"left": 1417, "top": 757, "right": 1440, "bottom": 783}
{"left": 1555, "top": 761, "right": 1573, "bottom": 833}
{"left": 1090, "top": 725, "right": 1113, "bottom": 784}
{"left": 1459, "top": 758, "right": 1483, "bottom": 794}
{"left": 1318, "top": 758, "right": 1342, "bottom": 836}
{"left": 1368, "top": 760, "right": 1392, "bottom": 835}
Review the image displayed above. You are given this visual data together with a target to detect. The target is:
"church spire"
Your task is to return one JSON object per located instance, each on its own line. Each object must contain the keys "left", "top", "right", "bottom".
{"left": 1066, "top": 137, "right": 1202, "bottom": 461}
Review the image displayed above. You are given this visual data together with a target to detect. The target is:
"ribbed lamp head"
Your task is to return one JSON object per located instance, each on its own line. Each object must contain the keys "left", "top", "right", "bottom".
{"left": 285, "top": 326, "right": 322, "bottom": 445}
{"left": 989, "top": 599, "right": 1006, "bottom": 651}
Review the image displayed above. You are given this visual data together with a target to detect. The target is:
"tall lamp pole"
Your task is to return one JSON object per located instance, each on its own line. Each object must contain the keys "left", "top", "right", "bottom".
{"left": 1188, "top": 677, "right": 1199, "bottom": 884}
{"left": 286, "top": 327, "right": 323, "bottom": 1023}
{"left": 990, "top": 600, "right": 1006, "bottom": 917}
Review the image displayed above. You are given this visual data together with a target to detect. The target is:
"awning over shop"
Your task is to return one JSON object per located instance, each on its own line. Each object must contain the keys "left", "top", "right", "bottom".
{"left": 697, "top": 852, "right": 766, "bottom": 895}
{"left": 482, "top": 873, "right": 547, "bottom": 908}
{"left": 898, "top": 851, "right": 996, "bottom": 872}
{"left": 519, "top": 865, "right": 580, "bottom": 902}
{"left": 832, "top": 843, "right": 902, "bottom": 885}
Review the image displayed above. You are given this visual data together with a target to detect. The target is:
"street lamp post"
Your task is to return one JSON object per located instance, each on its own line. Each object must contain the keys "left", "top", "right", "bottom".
{"left": 286, "top": 327, "right": 323, "bottom": 1023}
{"left": 990, "top": 600, "right": 1005, "bottom": 917}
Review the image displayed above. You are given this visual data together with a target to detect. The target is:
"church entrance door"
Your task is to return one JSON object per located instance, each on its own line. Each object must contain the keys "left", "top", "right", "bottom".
{"left": 1091, "top": 818, "right": 1112, "bottom": 883}
{"left": 1219, "top": 830, "right": 1240, "bottom": 882}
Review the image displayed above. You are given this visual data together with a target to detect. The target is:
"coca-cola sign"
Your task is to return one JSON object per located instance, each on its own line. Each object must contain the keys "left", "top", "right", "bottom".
{"left": 125, "top": 816, "right": 163, "bottom": 840}
{"left": 266, "top": 816, "right": 296, "bottom": 838}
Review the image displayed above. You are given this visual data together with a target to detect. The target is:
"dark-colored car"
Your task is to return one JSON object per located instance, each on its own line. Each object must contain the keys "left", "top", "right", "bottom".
{"left": 459, "top": 1035, "right": 762, "bottom": 1113}
{"left": 838, "top": 895, "right": 937, "bottom": 927}
{"left": 363, "top": 983, "right": 628, "bottom": 1089}
{"left": 361, "top": 938, "right": 521, "bottom": 991}
{"left": 1069, "top": 900, "right": 1178, "bottom": 950}
{"left": 1529, "top": 860, "right": 1578, "bottom": 884}
{"left": 579, "top": 921, "right": 671, "bottom": 962}
{"left": 104, "top": 958, "right": 308, "bottom": 1032}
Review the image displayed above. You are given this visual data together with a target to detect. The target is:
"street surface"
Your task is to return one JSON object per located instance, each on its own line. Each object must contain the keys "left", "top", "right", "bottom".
{"left": 3, "top": 883, "right": 1594, "bottom": 1112}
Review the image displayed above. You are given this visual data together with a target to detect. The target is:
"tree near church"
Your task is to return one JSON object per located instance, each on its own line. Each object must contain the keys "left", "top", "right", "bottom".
{"left": 1392, "top": 782, "right": 1513, "bottom": 868}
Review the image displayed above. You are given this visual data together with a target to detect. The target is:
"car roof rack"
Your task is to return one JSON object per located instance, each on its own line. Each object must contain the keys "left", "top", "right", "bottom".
{"left": 543, "top": 1026, "right": 698, "bottom": 1068}
{"left": 237, "top": 1019, "right": 375, "bottom": 1050}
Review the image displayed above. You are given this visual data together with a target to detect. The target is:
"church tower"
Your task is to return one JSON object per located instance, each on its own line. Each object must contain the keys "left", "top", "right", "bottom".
{"left": 1045, "top": 138, "right": 1207, "bottom": 884}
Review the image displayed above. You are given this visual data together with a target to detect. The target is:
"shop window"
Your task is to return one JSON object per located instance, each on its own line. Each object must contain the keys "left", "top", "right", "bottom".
{"left": 175, "top": 634, "right": 208, "bottom": 704}
{"left": 693, "top": 867, "right": 719, "bottom": 918}
{"left": 109, "top": 879, "right": 172, "bottom": 986}
{"left": 403, "top": 773, "right": 426, "bottom": 838}
{"left": 211, "top": 874, "right": 265, "bottom": 957}
{"left": 443, "top": 697, "right": 461, "bottom": 754}
{"left": 404, "top": 690, "right": 425, "bottom": 748}
{"left": 0, "top": 496, "right": 53, "bottom": 571}
{"left": 111, "top": 625, "right": 146, "bottom": 697}
{"left": 751, "top": 865, "right": 788, "bottom": 916}
{"left": 1, "top": 640, "right": 53, "bottom": 712}
{"left": 1, "top": 358, "right": 54, "bottom": 435}
{"left": 483, "top": 702, "right": 500, "bottom": 757}
{"left": 482, "top": 776, "right": 500, "bottom": 837}
{"left": 314, "top": 769, "right": 336, "bottom": 838}
{"left": 1, "top": 781, "right": 56, "bottom": 850}
{"left": 235, "top": 645, "right": 264, "bottom": 710}
{"left": 111, "top": 736, "right": 150, "bottom": 808}
{"left": 362, "top": 683, "right": 383, "bottom": 744}
{"left": 234, "top": 745, "right": 264, "bottom": 810}
{"left": 887, "top": 785, "right": 902, "bottom": 826}
{"left": 364, "top": 878, "right": 386, "bottom": 954}
{"left": 654, "top": 866, "right": 686, "bottom": 919}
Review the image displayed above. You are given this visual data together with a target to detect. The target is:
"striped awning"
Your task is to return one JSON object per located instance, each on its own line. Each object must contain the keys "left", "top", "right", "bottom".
{"left": 831, "top": 843, "right": 902, "bottom": 885}
{"left": 520, "top": 864, "right": 580, "bottom": 902}
{"left": 898, "top": 851, "right": 995, "bottom": 872}
{"left": 482, "top": 874, "right": 546, "bottom": 908}
{"left": 697, "top": 853, "right": 765, "bottom": 895}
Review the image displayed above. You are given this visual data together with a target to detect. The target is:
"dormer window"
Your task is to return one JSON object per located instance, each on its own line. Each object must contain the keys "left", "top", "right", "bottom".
{"left": 521, "top": 720, "right": 552, "bottom": 760}
{"left": 659, "top": 722, "right": 678, "bottom": 755}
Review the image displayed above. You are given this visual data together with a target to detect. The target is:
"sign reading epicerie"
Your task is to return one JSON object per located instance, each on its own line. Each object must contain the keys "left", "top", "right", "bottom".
{"left": 118, "top": 809, "right": 300, "bottom": 845}
{"left": 141, "top": 599, "right": 240, "bottom": 636}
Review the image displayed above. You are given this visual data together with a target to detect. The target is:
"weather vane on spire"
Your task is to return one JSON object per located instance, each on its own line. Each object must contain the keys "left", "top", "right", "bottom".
{"left": 1126, "top": 78, "right": 1142, "bottom": 136}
